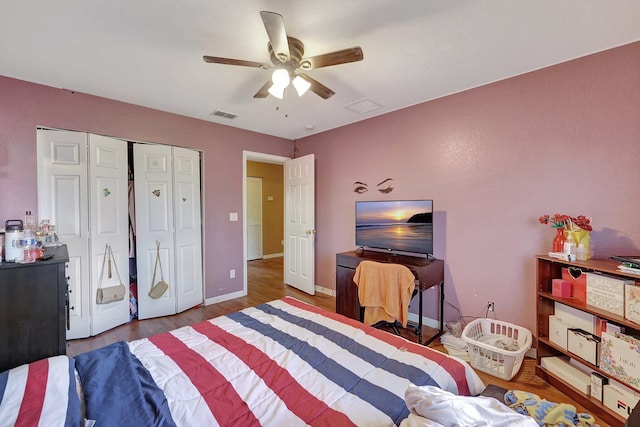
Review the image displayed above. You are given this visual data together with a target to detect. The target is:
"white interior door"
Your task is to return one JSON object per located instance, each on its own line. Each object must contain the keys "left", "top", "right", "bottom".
{"left": 173, "top": 147, "right": 203, "bottom": 313}
{"left": 284, "top": 154, "right": 315, "bottom": 295}
{"left": 247, "top": 176, "right": 263, "bottom": 261}
{"left": 134, "top": 143, "right": 176, "bottom": 319}
{"left": 37, "top": 129, "right": 90, "bottom": 339}
{"left": 88, "top": 134, "right": 130, "bottom": 335}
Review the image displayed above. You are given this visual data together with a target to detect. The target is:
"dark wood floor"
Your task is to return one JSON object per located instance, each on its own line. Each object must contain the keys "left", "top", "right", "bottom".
{"left": 66, "top": 256, "right": 608, "bottom": 426}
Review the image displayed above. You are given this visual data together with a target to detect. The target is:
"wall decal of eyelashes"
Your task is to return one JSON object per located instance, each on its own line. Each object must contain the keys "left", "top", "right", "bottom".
{"left": 353, "top": 178, "right": 394, "bottom": 194}
{"left": 353, "top": 181, "right": 368, "bottom": 193}
{"left": 377, "top": 178, "right": 394, "bottom": 194}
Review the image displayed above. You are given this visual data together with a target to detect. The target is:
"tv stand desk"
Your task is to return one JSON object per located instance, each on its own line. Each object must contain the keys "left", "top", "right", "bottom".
{"left": 336, "top": 250, "right": 445, "bottom": 345}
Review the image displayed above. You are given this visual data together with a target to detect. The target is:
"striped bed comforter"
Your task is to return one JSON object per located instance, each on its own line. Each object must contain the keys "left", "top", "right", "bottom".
{"left": 129, "top": 297, "right": 485, "bottom": 426}
{"left": 0, "top": 356, "right": 80, "bottom": 427}
{"left": 0, "top": 297, "right": 485, "bottom": 426}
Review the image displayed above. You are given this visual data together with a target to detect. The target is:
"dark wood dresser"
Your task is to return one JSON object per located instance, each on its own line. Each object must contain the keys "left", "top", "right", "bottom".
{"left": 336, "top": 250, "right": 444, "bottom": 344}
{"left": 0, "top": 244, "right": 69, "bottom": 371}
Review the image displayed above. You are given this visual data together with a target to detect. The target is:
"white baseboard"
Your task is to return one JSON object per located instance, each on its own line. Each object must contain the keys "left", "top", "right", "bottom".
{"left": 263, "top": 253, "right": 284, "bottom": 259}
{"left": 204, "top": 290, "right": 245, "bottom": 306}
{"left": 315, "top": 285, "right": 335, "bottom": 297}
{"left": 204, "top": 283, "right": 333, "bottom": 306}
{"left": 407, "top": 312, "right": 440, "bottom": 329}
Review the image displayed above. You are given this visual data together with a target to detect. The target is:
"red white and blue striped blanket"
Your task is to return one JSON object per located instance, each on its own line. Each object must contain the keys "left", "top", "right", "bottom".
{"left": 129, "top": 297, "right": 485, "bottom": 426}
{"left": 0, "top": 355, "right": 80, "bottom": 427}
{"left": 0, "top": 297, "right": 485, "bottom": 426}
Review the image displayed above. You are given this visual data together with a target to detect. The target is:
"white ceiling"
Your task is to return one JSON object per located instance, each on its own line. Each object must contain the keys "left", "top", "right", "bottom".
{"left": 1, "top": 1, "right": 639, "bottom": 140}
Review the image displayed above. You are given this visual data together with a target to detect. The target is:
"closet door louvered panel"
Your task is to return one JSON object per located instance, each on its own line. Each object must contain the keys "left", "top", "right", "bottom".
{"left": 173, "top": 147, "right": 203, "bottom": 313}
{"left": 37, "top": 129, "right": 91, "bottom": 339}
{"left": 38, "top": 130, "right": 129, "bottom": 338}
{"left": 134, "top": 143, "right": 176, "bottom": 319}
{"left": 88, "top": 134, "right": 129, "bottom": 335}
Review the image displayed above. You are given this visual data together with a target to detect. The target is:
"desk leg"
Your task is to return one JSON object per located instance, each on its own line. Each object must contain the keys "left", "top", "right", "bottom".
{"left": 439, "top": 280, "right": 444, "bottom": 334}
{"left": 418, "top": 288, "right": 423, "bottom": 345}
{"left": 423, "top": 281, "right": 445, "bottom": 346}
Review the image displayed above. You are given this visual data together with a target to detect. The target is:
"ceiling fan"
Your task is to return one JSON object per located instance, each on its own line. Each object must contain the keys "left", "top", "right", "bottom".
{"left": 203, "top": 11, "right": 364, "bottom": 100}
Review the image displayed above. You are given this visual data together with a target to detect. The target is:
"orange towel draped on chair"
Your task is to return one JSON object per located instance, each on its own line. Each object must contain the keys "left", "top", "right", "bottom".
{"left": 353, "top": 260, "right": 416, "bottom": 327}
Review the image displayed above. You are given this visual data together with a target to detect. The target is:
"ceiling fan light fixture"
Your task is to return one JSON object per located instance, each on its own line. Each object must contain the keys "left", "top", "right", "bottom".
{"left": 267, "top": 84, "right": 286, "bottom": 99}
{"left": 204, "top": 12, "right": 364, "bottom": 101}
{"left": 271, "top": 68, "right": 290, "bottom": 88}
{"left": 292, "top": 76, "right": 311, "bottom": 96}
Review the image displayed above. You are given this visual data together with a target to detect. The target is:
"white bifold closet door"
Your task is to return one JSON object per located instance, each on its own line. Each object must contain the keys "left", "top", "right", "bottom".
{"left": 37, "top": 129, "right": 130, "bottom": 338}
{"left": 133, "top": 143, "right": 203, "bottom": 320}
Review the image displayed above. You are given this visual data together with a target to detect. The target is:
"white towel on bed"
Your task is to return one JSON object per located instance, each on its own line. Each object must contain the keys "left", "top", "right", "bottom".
{"left": 400, "top": 384, "right": 538, "bottom": 427}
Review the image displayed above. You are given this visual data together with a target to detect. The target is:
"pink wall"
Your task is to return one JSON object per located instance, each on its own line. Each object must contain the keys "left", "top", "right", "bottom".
{"left": 0, "top": 77, "right": 292, "bottom": 299}
{"left": 297, "top": 42, "right": 640, "bottom": 333}
{"left": 1, "top": 42, "right": 638, "bottom": 334}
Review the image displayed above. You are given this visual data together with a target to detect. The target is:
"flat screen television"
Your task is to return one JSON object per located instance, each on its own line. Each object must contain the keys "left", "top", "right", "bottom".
{"left": 355, "top": 199, "right": 433, "bottom": 256}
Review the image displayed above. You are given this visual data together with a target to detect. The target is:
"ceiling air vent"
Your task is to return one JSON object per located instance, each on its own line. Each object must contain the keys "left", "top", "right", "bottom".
{"left": 344, "top": 98, "right": 382, "bottom": 115}
{"left": 211, "top": 110, "right": 238, "bottom": 120}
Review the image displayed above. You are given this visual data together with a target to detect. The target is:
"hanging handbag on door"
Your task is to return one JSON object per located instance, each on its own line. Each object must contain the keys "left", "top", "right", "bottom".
{"left": 96, "top": 244, "right": 127, "bottom": 304}
{"left": 148, "top": 241, "right": 169, "bottom": 299}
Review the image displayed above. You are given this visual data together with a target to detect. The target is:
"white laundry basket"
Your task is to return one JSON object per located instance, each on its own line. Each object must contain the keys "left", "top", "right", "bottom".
{"left": 461, "top": 318, "right": 532, "bottom": 381}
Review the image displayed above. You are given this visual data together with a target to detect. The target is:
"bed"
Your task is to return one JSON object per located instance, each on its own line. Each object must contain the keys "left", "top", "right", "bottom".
{"left": 0, "top": 297, "right": 488, "bottom": 426}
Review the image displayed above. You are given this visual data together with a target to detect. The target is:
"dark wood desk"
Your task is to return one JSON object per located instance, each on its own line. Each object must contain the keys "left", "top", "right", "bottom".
{"left": 0, "top": 245, "right": 69, "bottom": 371}
{"left": 336, "top": 250, "right": 444, "bottom": 345}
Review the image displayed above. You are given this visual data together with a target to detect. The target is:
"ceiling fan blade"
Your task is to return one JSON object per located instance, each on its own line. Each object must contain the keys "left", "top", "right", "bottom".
{"left": 299, "top": 47, "right": 363, "bottom": 70}
{"left": 253, "top": 79, "right": 272, "bottom": 98}
{"left": 203, "top": 56, "right": 269, "bottom": 69}
{"left": 296, "top": 73, "right": 335, "bottom": 99}
{"left": 260, "top": 11, "right": 290, "bottom": 62}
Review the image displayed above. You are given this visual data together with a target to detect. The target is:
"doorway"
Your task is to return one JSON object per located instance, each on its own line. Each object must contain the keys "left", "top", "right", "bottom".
{"left": 246, "top": 176, "right": 263, "bottom": 261}
{"left": 243, "top": 151, "right": 316, "bottom": 296}
{"left": 243, "top": 151, "right": 288, "bottom": 296}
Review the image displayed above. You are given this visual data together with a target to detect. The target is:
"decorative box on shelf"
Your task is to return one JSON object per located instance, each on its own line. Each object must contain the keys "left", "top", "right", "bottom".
{"left": 567, "top": 328, "right": 600, "bottom": 366}
{"left": 552, "top": 278, "right": 571, "bottom": 297}
{"left": 600, "top": 331, "right": 640, "bottom": 389}
{"left": 554, "top": 302, "right": 595, "bottom": 334}
{"left": 540, "top": 356, "right": 591, "bottom": 394}
{"left": 603, "top": 379, "right": 640, "bottom": 420}
{"left": 590, "top": 372, "right": 609, "bottom": 402}
{"left": 586, "top": 272, "right": 630, "bottom": 316}
{"left": 549, "top": 315, "right": 571, "bottom": 350}
{"left": 562, "top": 267, "right": 587, "bottom": 302}
{"left": 625, "top": 284, "right": 640, "bottom": 324}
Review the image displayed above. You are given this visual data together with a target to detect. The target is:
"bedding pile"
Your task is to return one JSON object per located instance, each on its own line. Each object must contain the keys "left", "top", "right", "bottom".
{"left": 400, "top": 385, "right": 538, "bottom": 427}
{"left": 0, "top": 297, "right": 486, "bottom": 427}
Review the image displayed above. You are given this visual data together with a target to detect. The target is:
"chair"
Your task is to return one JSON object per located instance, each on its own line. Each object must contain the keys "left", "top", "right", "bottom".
{"left": 353, "top": 260, "right": 418, "bottom": 336}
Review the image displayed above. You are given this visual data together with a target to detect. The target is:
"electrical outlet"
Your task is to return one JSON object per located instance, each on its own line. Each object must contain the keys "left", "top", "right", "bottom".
{"left": 487, "top": 302, "right": 495, "bottom": 312}
{"left": 229, "top": 269, "right": 235, "bottom": 279}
